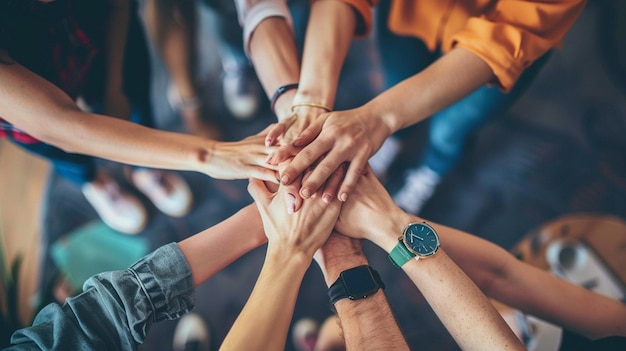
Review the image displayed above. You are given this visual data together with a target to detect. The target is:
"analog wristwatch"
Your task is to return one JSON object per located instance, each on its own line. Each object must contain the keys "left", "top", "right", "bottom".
{"left": 389, "top": 221, "right": 440, "bottom": 268}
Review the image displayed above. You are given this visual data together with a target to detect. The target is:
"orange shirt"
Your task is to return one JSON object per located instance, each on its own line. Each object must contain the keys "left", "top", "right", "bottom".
{"left": 344, "top": 0, "right": 586, "bottom": 91}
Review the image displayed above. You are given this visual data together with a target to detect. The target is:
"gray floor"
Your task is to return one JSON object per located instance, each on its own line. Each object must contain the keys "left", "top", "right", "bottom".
{"left": 37, "top": 1, "right": 626, "bottom": 350}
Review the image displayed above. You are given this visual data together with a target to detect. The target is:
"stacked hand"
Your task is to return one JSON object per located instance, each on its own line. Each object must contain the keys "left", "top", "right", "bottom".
{"left": 203, "top": 126, "right": 280, "bottom": 183}
{"left": 247, "top": 177, "right": 342, "bottom": 259}
{"left": 267, "top": 107, "right": 392, "bottom": 203}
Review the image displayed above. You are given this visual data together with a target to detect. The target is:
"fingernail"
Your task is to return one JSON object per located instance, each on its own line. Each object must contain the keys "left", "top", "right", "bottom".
{"left": 340, "top": 193, "right": 348, "bottom": 202}
{"left": 281, "top": 174, "right": 290, "bottom": 184}
{"left": 302, "top": 188, "right": 311, "bottom": 198}
{"left": 265, "top": 138, "right": 273, "bottom": 147}
{"left": 322, "top": 194, "right": 331, "bottom": 203}
{"left": 287, "top": 194, "right": 296, "bottom": 214}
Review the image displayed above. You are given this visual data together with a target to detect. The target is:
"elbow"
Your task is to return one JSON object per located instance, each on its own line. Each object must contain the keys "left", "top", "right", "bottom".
{"left": 478, "top": 250, "right": 516, "bottom": 298}
{"left": 26, "top": 106, "right": 87, "bottom": 154}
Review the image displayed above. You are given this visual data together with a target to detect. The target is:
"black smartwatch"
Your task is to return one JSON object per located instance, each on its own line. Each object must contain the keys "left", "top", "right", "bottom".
{"left": 328, "top": 265, "right": 385, "bottom": 304}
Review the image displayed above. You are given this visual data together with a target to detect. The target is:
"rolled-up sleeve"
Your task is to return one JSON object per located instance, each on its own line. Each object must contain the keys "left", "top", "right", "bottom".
{"left": 451, "top": 0, "right": 586, "bottom": 91}
{"left": 331, "top": 0, "right": 377, "bottom": 36}
{"left": 235, "top": 0, "right": 294, "bottom": 56}
{"left": 8, "top": 243, "right": 194, "bottom": 351}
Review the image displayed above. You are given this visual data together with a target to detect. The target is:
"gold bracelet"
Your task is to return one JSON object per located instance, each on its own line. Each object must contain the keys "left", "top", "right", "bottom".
{"left": 291, "top": 102, "right": 332, "bottom": 113}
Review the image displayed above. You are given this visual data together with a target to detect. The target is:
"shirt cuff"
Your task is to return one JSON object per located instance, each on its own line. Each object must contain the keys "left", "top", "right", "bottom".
{"left": 128, "top": 242, "right": 195, "bottom": 322}
{"left": 240, "top": 1, "right": 293, "bottom": 57}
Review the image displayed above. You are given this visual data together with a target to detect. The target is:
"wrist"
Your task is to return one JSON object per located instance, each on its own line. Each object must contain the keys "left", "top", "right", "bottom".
{"left": 363, "top": 98, "right": 400, "bottom": 136}
{"left": 272, "top": 85, "right": 298, "bottom": 120}
{"left": 192, "top": 139, "right": 216, "bottom": 174}
{"left": 293, "top": 90, "right": 333, "bottom": 111}
{"left": 274, "top": 90, "right": 297, "bottom": 121}
{"left": 266, "top": 244, "right": 312, "bottom": 271}
{"left": 368, "top": 209, "right": 417, "bottom": 253}
{"left": 319, "top": 252, "right": 368, "bottom": 286}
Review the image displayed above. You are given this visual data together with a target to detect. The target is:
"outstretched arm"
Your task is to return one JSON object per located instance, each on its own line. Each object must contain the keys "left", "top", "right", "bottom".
{"left": 0, "top": 53, "right": 278, "bottom": 182}
{"left": 314, "top": 233, "right": 410, "bottom": 350}
{"left": 220, "top": 178, "right": 342, "bottom": 350}
{"left": 335, "top": 172, "right": 523, "bottom": 350}
{"left": 276, "top": 47, "right": 493, "bottom": 202}
{"left": 337, "top": 169, "right": 626, "bottom": 340}
{"left": 9, "top": 204, "right": 268, "bottom": 349}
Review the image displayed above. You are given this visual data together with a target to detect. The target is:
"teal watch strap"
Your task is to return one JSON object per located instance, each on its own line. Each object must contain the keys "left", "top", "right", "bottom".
{"left": 389, "top": 240, "right": 416, "bottom": 268}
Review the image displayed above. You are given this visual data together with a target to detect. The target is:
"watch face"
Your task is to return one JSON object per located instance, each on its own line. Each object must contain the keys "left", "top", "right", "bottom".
{"left": 403, "top": 222, "right": 440, "bottom": 257}
{"left": 341, "top": 266, "right": 380, "bottom": 299}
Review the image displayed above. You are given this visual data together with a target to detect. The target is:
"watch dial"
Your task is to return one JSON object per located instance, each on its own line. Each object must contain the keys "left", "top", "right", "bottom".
{"left": 404, "top": 223, "right": 440, "bottom": 256}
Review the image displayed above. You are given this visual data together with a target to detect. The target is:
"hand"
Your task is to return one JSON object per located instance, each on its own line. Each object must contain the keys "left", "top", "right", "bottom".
{"left": 265, "top": 105, "right": 328, "bottom": 156}
{"left": 247, "top": 178, "right": 342, "bottom": 259}
{"left": 335, "top": 168, "right": 413, "bottom": 250}
{"left": 272, "top": 107, "right": 392, "bottom": 202}
{"left": 203, "top": 130, "right": 279, "bottom": 183}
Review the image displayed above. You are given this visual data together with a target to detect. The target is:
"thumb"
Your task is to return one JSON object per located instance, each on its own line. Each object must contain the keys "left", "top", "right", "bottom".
{"left": 247, "top": 178, "right": 272, "bottom": 206}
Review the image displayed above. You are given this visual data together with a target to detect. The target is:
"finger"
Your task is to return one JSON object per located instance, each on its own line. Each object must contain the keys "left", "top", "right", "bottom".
{"left": 265, "top": 122, "right": 287, "bottom": 147}
{"left": 281, "top": 180, "right": 303, "bottom": 214}
{"left": 247, "top": 178, "right": 272, "bottom": 205}
{"left": 250, "top": 168, "right": 280, "bottom": 184}
{"left": 321, "top": 163, "right": 346, "bottom": 203}
{"left": 267, "top": 144, "right": 300, "bottom": 165}
{"left": 337, "top": 152, "right": 369, "bottom": 202}
{"left": 298, "top": 151, "right": 344, "bottom": 198}
{"left": 293, "top": 117, "right": 325, "bottom": 148}
{"left": 280, "top": 138, "right": 333, "bottom": 185}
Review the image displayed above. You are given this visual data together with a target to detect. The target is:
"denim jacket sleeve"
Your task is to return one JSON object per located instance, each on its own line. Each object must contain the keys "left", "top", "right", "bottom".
{"left": 8, "top": 243, "right": 194, "bottom": 351}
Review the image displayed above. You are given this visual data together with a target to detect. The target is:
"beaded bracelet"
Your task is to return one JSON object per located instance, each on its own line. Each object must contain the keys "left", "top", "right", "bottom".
{"left": 291, "top": 102, "right": 332, "bottom": 113}
{"left": 270, "top": 83, "right": 299, "bottom": 115}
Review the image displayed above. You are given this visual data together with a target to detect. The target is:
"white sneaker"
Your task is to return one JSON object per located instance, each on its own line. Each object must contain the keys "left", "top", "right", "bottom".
{"left": 131, "top": 169, "right": 193, "bottom": 217}
{"left": 221, "top": 62, "right": 260, "bottom": 120}
{"left": 82, "top": 177, "right": 148, "bottom": 235}
{"left": 369, "top": 136, "right": 402, "bottom": 178}
{"left": 173, "top": 313, "right": 210, "bottom": 351}
{"left": 292, "top": 318, "right": 319, "bottom": 351}
{"left": 393, "top": 166, "right": 441, "bottom": 214}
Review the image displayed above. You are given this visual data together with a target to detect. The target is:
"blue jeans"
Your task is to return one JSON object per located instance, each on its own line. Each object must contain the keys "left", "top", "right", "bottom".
{"left": 375, "top": 0, "right": 550, "bottom": 176}
{"left": 8, "top": 243, "right": 194, "bottom": 350}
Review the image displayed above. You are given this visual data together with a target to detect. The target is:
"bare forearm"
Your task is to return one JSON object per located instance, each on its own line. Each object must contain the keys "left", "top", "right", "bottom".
{"left": 366, "top": 47, "right": 494, "bottom": 133}
{"left": 403, "top": 250, "right": 525, "bottom": 351}
{"left": 487, "top": 257, "right": 626, "bottom": 339}
{"left": 316, "top": 236, "right": 409, "bottom": 350}
{"left": 428, "top": 222, "right": 626, "bottom": 340}
{"left": 295, "top": 0, "right": 357, "bottom": 108}
{"left": 178, "top": 204, "right": 267, "bottom": 286}
{"left": 0, "top": 61, "right": 215, "bottom": 173}
{"left": 220, "top": 251, "right": 309, "bottom": 351}
{"left": 248, "top": 17, "right": 300, "bottom": 120}
{"left": 334, "top": 293, "right": 408, "bottom": 351}
{"left": 344, "top": 203, "right": 521, "bottom": 350}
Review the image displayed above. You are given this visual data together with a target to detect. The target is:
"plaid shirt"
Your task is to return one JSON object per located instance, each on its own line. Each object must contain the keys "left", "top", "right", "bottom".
{"left": 0, "top": 0, "right": 99, "bottom": 145}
